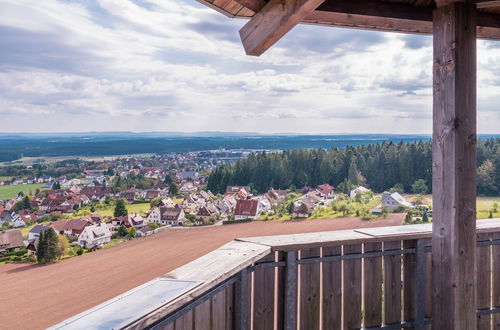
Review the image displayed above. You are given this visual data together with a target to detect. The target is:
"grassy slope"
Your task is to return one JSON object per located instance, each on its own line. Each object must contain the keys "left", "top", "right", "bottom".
{"left": 0, "top": 184, "right": 45, "bottom": 200}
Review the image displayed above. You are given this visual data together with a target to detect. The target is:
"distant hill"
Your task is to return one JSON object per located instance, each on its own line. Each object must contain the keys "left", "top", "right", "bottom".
{"left": 0, "top": 132, "right": 434, "bottom": 162}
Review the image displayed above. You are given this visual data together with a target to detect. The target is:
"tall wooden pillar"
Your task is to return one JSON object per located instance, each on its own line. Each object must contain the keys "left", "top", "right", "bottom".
{"left": 432, "top": 2, "right": 477, "bottom": 329}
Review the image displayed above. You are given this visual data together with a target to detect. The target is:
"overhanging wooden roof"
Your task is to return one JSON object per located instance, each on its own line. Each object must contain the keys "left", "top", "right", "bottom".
{"left": 197, "top": 0, "right": 500, "bottom": 55}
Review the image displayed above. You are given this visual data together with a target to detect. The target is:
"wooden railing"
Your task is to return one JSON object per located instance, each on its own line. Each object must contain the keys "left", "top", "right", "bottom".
{"left": 52, "top": 219, "right": 500, "bottom": 330}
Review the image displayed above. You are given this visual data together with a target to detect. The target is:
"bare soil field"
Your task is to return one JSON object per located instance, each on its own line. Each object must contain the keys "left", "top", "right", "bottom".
{"left": 0, "top": 215, "right": 403, "bottom": 329}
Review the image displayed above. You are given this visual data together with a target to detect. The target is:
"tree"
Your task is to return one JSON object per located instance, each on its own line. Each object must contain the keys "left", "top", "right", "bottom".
{"left": 422, "top": 211, "right": 429, "bottom": 223}
{"left": 149, "top": 223, "right": 159, "bottom": 230}
{"left": 128, "top": 227, "right": 137, "bottom": 237}
{"left": 118, "top": 224, "right": 128, "bottom": 237}
{"left": 348, "top": 158, "right": 360, "bottom": 186}
{"left": 57, "top": 235, "right": 69, "bottom": 259}
{"left": 478, "top": 159, "right": 496, "bottom": 195}
{"left": 52, "top": 182, "right": 61, "bottom": 190}
{"left": 411, "top": 179, "right": 428, "bottom": 194}
{"left": 404, "top": 212, "right": 412, "bottom": 224}
{"left": 169, "top": 182, "right": 179, "bottom": 196}
{"left": 17, "top": 191, "right": 24, "bottom": 197}
{"left": 114, "top": 199, "right": 128, "bottom": 217}
{"left": 164, "top": 175, "right": 173, "bottom": 185}
{"left": 493, "top": 202, "right": 499, "bottom": 213}
{"left": 36, "top": 228, "right": 59, "bottom": 263}
{"left": 13, "top": 196, "right": 31, "bottom": 211}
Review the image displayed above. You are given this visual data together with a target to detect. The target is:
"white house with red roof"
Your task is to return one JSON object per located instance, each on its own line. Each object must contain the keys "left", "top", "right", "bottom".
{"left": 234, "top": 199, "right": 260, "bottom": 220}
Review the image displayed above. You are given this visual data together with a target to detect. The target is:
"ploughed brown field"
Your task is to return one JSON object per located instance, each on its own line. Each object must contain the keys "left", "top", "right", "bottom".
{"left": 0, "top": 215, "right": 403, "bottom": 329}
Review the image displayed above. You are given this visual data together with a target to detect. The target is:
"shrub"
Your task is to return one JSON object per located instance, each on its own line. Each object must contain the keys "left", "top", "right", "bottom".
{"left": 76, "top": 248, "right": 83, "bottom": 256}
{"left": 222, "top": 219, "right": 254, "bottom": 225}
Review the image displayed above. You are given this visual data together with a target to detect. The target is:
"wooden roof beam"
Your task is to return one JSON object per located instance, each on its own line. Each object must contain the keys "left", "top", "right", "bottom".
{"left": 239, "top": 0, "right": 326, "bottom": 56}
{"left": 476, "top": 0, "right": 500, "bottom": 8}
{"left": 234, "top": 0, "right": 268, "bottom": 13}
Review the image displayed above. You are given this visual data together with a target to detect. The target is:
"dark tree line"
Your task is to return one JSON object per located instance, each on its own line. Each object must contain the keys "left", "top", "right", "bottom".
{"left": 207, "top": 139, "right": 500, "bottom": 196}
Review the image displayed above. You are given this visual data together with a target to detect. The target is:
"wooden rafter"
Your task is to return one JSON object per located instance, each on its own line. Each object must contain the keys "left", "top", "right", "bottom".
{"left": 239, "top": 0, "right": 326, "bottom": 56}
{"left": 476, "top": 0, "right": 500, "bottom": 8}
{"left": 234, "top": 0, "right": 267, "bottom": 13}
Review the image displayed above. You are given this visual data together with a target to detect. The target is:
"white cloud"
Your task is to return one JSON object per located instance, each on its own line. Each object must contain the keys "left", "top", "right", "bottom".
{"left": 1, "top": 0, "right": 500, "bottom": 133}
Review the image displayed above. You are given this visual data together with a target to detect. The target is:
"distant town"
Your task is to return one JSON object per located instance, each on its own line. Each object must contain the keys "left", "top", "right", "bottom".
{"left": 0, "top": 148, "right": 435, "bottom": 265}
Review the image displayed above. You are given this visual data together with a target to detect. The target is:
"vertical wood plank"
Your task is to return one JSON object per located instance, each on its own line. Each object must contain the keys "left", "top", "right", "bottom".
{"left": 423, "top": 238, "right": 433, "bottom": 330}
{"left": 277, "top": 251, "right": 286, "bottom": 330}
{"left": 212, "top": 289, "right": 227, "bottom": 330}
{"left": 299, "top": 247, "right": 321, "bottom": 330}
{"left": 363, "top": 242, "right": 383, "bottom": 328}
{"left": 225, "top": 283, "right": 235, "bottom": 330}
{"left": 253, "top": 254, "right": 276, "bottom": 330}
{"left": 432, "top": 3, "right": 477, "bottom": 329}
{"left": 174, "top": 310, "right": 193, "bottom": 330}
{"left": 384, "top": 240, "right": 402, "bottom": 325}
{"left": 322, "top": 246, "right": 342, "bottom": 330}
{"left": 343, "top": 244, "right": 362, "bottom": 329}
{"left": 160, "top": 321, "right": 174, "bottom": 330}
{"left": 193, "top": 300, "right": 211, "bottom": 330}
{"left": 477, "top": 233, "right": 492, "bottom": 329}
{"left": 493, "top": 232, "right": 500, "bottom": 329}
{"left": 403, "top": 240, "right": 416, "bottom": 328}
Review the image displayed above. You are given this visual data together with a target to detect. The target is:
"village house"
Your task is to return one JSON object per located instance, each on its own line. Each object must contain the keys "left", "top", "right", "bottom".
{"left": 196, "top": 204, "right": 218, "bottom": 224}
{"left": 78, "top": 223, "right": 112, "bottom": 249}
{"left": 381, "top": 192, "right": 413, "bottom": 211}
{"left": 292, "top": 200, "right": 315, "bottom": 218}
{"left": 234, "top": 199, "right": 260, "bottom": 220}
{"left": 350, "top": 186, "right": 370, "bottom": 198}
{"left": 215, "top": 195, "right": 237, "bottom": 216}
{"left": 226, "top": 186, "right": 252, "bottom": 200}
{"left": 28, "top": 225, "right": 49, "bottom": 241}
{"left": 64, "top": 219, "right": 91, "bottom": 239}
{"left": 147, "top": 206, "right": 185, "bottom": 226}
{"left": 315, "top": 184, "right": 335, "bottom": 199}
{"left": 112, "top": 213, "right": 145, "bottom": 229}
{"left": 0, "top": 230, "right": 23, "bottom": 253}
{"left": 136, "top": 225, "right": 154, "bottom": 237}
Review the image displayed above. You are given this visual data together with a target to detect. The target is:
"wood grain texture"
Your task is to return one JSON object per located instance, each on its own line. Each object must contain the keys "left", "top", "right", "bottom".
{"left": 253, "top": 254, "right": 275, "bottom": 330}
{"left": 299, "top": 247, "right": 321, "bottom": 330}
{"left": 492, "top": 232, "right": 500, "bottom": 329}
{"left": 321, "top": 246, "right": 342, "bottom": 330}
{"left": 432, "top": 3, "right": 477, "bottom": 329}
{"left": 402, "top": 240, "right": 416, "bottom": 329}
{"left": 239, "top": 0, "right": 325, "bottom": 56}
{"left": 363, "top": 242, "right": 383, "bottom": 328}
{"left": 211, "top": 289, "right": 227, "bottom": 330}
{"left": 343, "top": 244, "right": 362, "bottom": 329}
{"left": 174, "top": 310, "right": 193, "bottom": 330}
{"left": 193, "top": 300, "right": 211, "bottom": 330}
{"left": 384, "top": 241, "right": 402, "bottom": 325}
{"left": 476, "top": 233, "right": 492, "bottom": 329}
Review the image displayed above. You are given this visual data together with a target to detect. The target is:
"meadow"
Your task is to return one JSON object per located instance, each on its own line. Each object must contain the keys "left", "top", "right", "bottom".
{"left": 0, "top": 184, "right": 45, "bottom": 200}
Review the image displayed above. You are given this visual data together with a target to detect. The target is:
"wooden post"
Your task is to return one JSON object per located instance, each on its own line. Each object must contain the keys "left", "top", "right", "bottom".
{"left": 432, "top": 2, "right": 477, "bottom": 329}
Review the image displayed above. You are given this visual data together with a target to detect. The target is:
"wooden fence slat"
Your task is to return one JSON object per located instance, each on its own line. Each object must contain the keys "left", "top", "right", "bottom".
{"left": 299, "top": 247, "right": 321, "bottom": 330}
{"left": 477, "top": 233, "right": 492, "bottom": 329}
{"left": 322, "top": 246, "right": 342, "bottom": 330}
{"left": 423, "top": 238, "right": 432, "bottom": 330}
{"left": 492, "top": 232, "right": 500, "bottom": 329}
{"left": 193, "top": 300, "right": 211, "bottom": 330}
{"left": 253, "top": 254, "right": 276, "bottom": 330}
{"left": 363, "top": 242, "right": 383, "bottom": 328}
{"left": 277, "top": 251, "right": 286, "bottom": 330}
{"left": 343, "top": 244, "right": 362, "bottom": 329}
{"left": 403, "top": 240, "right": 416, "bottom": 329}
{"left": 225, "top": 283, "right": 235, "bottom": 330}
{"left": 212, "top": 289, "right": 227, "bottom": 329}
{"left": 161, "top": 321, "right": 174, "bottom": 330}
{"left": 384, "top": 240, "right": 402, "bottom": 325}
{"left": 174, "top": 310, "right": 193, "bottom": 330}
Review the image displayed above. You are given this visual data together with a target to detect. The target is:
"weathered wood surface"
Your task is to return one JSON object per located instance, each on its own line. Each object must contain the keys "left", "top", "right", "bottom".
{"left": 476, "top": 233, "right": 491, "bottom": 329}
{"left": 193, "top": 300, "right": 211, "bottom": 330}
{"left": 403, "top": 240, "right": 416, "bottom": 329}
{"left": 239, "top": 0, "right": 326, "bottom": 56}
{"left": 173, "top": 310, "right": 193, "bottom": 330}
{"left": 252, "top": 254, "right": 275, "bottom": 330}
{"left": 128, "top": 241, "right": 270, "bottom": 329}
{"left": 276, "top": 252, "right": 286, "bottom": 330}
{"left": 343, "top": 244, "right": 362, "bottom": 329}
{"left": 299, "top": 247, "right": 321, "bottom": 329}
{"left": 197, "top": 0, "right": 500, "bottom": 40}
{"left": 432, "top": 3, "right": 477, "bottom": 330}
{"left": 321, "top": 246, "right": 342, "bottom": 330}
{"left": 493, "top": 232, "right": 500, "bottom": 328}
{"left": 384, "top": 241, "right": 402, "bottom": 325}
{"left": 423, "top": 238, "right": 433, "bottom": 330}
{"left": 363, "top": 242, "right": 383, "bottom": 328}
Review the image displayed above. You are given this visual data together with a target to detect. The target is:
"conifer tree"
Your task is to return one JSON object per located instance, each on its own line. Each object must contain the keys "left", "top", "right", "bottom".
{"left": 114, "top": 199, "right": 128, "bottom": 217}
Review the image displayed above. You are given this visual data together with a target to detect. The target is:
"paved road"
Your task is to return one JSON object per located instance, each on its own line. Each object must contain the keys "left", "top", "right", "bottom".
{"left": 0, "top": 215, "right": 403, "bottom": 329}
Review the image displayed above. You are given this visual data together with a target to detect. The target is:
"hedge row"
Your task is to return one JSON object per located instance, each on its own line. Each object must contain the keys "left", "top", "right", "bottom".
{"left": 222, "top": 219, "right": 254, "bottom": 225}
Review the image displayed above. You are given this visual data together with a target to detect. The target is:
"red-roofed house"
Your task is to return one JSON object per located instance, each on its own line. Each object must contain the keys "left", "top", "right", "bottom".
{"left": 234, "top": 199, "right": 260, "bottom": 220}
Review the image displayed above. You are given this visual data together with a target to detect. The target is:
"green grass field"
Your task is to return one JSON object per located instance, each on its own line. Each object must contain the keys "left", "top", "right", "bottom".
{"left": 94, "top": 202, "right": 151, "bottom": 218}
{"left": 0, "top": 184, "right": 46, "bottom": 200}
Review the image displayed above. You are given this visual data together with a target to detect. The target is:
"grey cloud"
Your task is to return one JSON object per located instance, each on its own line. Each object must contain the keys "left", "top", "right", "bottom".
{"left": 186, "top": 19, "right": 240, "bottom": 43}
{"left": 400, "top": 34, "right": 431, "bottom": 50}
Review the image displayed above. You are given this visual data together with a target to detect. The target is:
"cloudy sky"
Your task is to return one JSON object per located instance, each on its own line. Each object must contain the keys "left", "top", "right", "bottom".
{"left": 1, "top": 0, "right": 500, "bottom": 134}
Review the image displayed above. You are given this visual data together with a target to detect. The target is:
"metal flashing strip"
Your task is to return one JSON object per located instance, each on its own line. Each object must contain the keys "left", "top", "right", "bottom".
{"left": 49, "top": 278, "right": 202, "bottom": 330}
